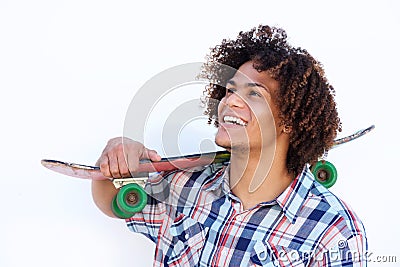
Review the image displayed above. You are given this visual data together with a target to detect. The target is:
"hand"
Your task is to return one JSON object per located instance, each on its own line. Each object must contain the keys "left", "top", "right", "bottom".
{"left": 96, "top": 137, "right": 161, "bottom": 178}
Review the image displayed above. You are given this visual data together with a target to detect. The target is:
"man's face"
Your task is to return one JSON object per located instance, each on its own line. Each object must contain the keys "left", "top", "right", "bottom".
{"left": 215, "top": 61, "right": 281, "bottom": 152}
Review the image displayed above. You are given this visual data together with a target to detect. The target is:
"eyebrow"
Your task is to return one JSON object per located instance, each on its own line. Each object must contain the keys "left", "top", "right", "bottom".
{"left": 226, "top": 79, "right": 270, "bottom": 92}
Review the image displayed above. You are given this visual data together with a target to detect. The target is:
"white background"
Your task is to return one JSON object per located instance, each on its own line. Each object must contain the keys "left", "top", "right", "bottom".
{"left": 1, "top": 0, "right": 399, "bottom": 266}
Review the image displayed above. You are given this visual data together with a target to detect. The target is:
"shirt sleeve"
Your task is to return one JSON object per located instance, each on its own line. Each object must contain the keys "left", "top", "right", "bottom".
{"left": 125, "top": 165, "right": 222, "bottom": 243}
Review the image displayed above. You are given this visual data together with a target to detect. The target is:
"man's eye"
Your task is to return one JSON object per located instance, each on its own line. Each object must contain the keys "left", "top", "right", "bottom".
{"left": 249, "top": 90, "right": 261, "bottom": 97}
{"left": 226, "top": 88, "right": 235, "bottom": 94}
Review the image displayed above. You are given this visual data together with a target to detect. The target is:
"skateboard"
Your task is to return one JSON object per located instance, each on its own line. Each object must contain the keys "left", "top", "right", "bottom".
{"left": 41, "top": 125, "right": 374, "bottom": 218}
{"left": 41, "top": 151, "right": 230, "bottom": 219}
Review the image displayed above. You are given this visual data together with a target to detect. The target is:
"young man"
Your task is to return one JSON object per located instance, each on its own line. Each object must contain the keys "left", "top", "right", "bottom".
{"left": 92, "top": 25, "right": 367, "bottom": 266}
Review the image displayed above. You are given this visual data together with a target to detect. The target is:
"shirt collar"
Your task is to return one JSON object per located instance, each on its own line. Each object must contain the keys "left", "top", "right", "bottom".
{"left": 276, "top": 166, "right": 314, "bottom": 224}
{"left": 203, "top": 163, "right": 229, "bottom": 192}
{"left": 205, "top": 164, "right": 315, "bottom": 224}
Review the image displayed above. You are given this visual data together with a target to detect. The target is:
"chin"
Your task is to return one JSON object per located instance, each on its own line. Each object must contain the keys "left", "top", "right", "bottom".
{"left": 216, "top": 137, "right": 252, "bottom": 153}
{"left": 215, "top": 136, "right": 231, "bottom": 149}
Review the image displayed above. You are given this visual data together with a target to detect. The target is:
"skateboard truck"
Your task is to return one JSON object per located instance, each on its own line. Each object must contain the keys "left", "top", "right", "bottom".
{"left": 112, "top": 174, "right": 148, "bottom": 189}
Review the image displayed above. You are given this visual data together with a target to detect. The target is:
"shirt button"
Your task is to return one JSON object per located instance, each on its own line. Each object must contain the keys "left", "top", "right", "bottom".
{"left": 236, "top": 214, "right": 242, "bottom": 220}
{"left": 258, "top": 251, "right": 267, "bottom": 261}
{"left": 184, "top": 233, "right": 190, "bottom": 240}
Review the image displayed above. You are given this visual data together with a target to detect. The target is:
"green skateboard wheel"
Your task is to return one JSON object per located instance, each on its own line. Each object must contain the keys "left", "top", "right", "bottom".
{"left": 214, "top": 152, "right": 231, "bottom": 163}
{"left": 311, "top": 160, "right": 337, "bottom": 188}
{"left": 116, "top": 183, "right": 148, "bottom": 214}
{"left": 111, "top": 195, "right": 135, "bottom": 219}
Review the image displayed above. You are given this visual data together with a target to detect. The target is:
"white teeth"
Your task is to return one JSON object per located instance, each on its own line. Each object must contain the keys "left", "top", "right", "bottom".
{"left": 223, "top": 116, "right": 247, "bottom": 126}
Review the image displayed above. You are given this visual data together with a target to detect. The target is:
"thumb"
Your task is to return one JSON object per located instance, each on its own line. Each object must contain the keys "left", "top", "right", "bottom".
{"left": 142, "top": 148, "right": 162, "bottom": 162}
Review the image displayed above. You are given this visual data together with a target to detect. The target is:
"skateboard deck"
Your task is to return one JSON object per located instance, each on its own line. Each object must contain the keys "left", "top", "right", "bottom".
{"left": 41, "top": 125, "right": 375, "bottom": 181}
{"left": 331, "top": 124, "right": 374, "bottom": 148}
{"left": 41, "top": 125, "right": 374, "bottom": 218}
{"left": 41, "top": 150, "right": 231, "bottom": 181}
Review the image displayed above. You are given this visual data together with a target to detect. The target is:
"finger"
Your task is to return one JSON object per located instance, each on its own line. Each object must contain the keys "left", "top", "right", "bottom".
{"left": 98, "top": 155, "right": 112, "bottom": 177}
{"left": 143, "top": 148, "right": 161, "bottom": 162}
{"left": 108, "top": 152, "right": 122, "bottom": 178}
{"left": 95, "top": 154, "right": 104, "bottom": 167}
{"left": 126, "top": 152, "right": 140, "bottom": 174}
{"left": 117, "top": 150, "right": 130, "bottom": 177}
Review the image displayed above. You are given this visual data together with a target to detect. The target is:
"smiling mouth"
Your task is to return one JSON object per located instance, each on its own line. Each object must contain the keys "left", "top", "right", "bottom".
{"left": 222, "top": 115, "right": 248, "bottom": 126}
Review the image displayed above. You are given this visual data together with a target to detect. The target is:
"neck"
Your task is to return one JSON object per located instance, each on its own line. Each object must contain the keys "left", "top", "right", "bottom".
{"left": 229, "top": 145, "right": 294, "bottom": 210}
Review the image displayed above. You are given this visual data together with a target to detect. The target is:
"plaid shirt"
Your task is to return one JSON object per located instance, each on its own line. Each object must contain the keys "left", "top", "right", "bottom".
{"left": 126, "top": 163, "right": 367, "bottom": 266}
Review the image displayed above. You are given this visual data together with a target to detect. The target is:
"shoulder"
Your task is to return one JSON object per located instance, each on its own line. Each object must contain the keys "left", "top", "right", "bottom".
{"left": 157, "top": 162, "right": 227, "bottom": 187}
{"left": 278, "top": 168, "right": 366, "bottom": 247}
{"left": 308, "top": 181, "right": 366, "bottom": 239}
{"left": 144, "top": 162, "right": 227, "bottom": 208}
{"left": 282, "top": 169, "right": 368, "bottom": 264}
{"left": 304, "top": 178, "right": 367, "bottom": 264}
{"left": 289, "top": 168, "right": 366, "bottom": 238}
{"left": 146, "top": 162, "right": 225, "bottom": 187}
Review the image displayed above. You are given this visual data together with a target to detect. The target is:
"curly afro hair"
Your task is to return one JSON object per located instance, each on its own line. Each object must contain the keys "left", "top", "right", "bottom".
{"left": 201, "top": 25, "right": 341, "bottom": 175}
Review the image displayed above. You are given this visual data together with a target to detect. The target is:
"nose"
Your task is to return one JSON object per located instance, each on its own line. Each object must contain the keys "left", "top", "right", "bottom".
{"left": 225, "top": 91, "right": 245, "bottom": 108}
